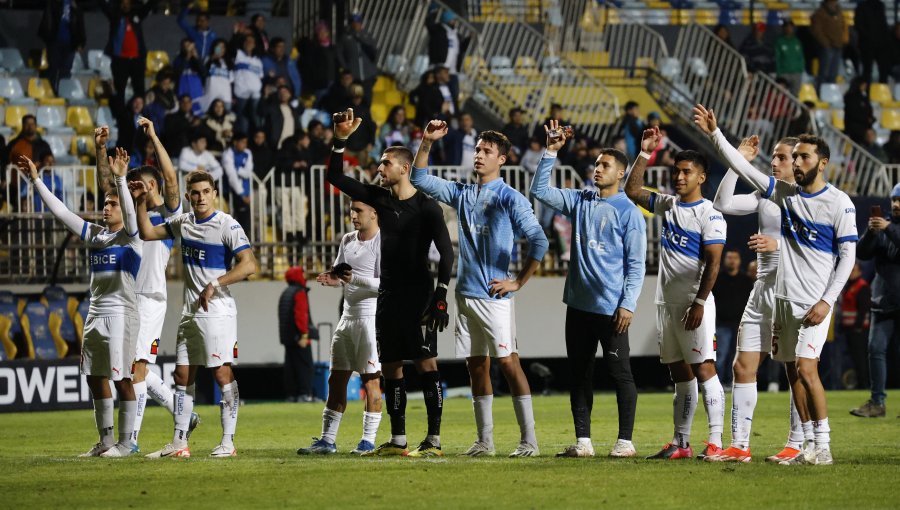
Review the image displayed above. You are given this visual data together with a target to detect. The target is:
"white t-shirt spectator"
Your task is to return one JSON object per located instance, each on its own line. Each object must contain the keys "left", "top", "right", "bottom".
{"left": 178, "top": 147, "right": 224, "bottom": 181}
{"left": 233, "top": 49, "right": 263, "bottom": 100}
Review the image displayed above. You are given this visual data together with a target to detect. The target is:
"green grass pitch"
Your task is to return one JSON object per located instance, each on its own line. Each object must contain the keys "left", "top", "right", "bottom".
{"left": 1, "top": 390, "right": 898, "bottom": 509}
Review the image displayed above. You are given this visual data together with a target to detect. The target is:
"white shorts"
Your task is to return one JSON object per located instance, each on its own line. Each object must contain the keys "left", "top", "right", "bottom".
{"left": 455, "top": 296, "right": 517, "bottom": 359}
{"left": 81, "top": 314, "right": 139, "bottom": 381}
{"left": 176, "top": 315, "right": 238, "bottom": 368}
{"left": 737, "top": 279, "right": 776, "bottom": 353}
{"left": 772, "top": 298, "right": 832, "bottom": 362}
{"left": 135, "top": 294, "right": 166, "bottom": 363}
{"left": 657, "top": 299, "right": 717, "bottom": 364}
{"left": 331, "top": 316, "right": 380, "bottom": 374}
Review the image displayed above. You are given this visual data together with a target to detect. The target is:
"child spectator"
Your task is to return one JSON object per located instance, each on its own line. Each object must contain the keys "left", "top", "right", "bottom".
{"left": 222, "top": 132, "right": 254, "bottom": 234}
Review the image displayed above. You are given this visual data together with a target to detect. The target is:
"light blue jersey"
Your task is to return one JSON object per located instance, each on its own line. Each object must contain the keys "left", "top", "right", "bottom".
{"left": 530, "top": 154, "right": 646, "bottom": 315}
{"left": 411, "top": 168, "right": 548, "bottom": 299}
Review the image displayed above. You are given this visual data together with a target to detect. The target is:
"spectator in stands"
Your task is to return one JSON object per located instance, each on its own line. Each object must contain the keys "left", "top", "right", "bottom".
{"left": 222, "top": 132, "right": 254, "bottom": 234}
{"left": 337, "top": 12, "right": 378, "bottom": 101}
{"left": 114, "top": 95, "right": 145, "bottom": 154}
{"left": 434, "top": 65, "right": 458, "bottom": 116}
{"left": 615, "top": 101, "right": 644, "bottom": 161}
{"left": 202, "top": 39, "right": 233, "bottom": 111}
{"left": 645, "top": 112, "right": 675, "bottom": 167}
{"left": 855, "top": 0, "right": 892, "bottom": 83}
{"left": 713, "top": 250, "right": 754, "bottom": 387}
{"left": 374, "top": 105, "right": 411, "bottom": 159}
{"left": 306, "top": 119, "right": 329, "bottom": 164}
{"left": 788, "top": 100, "right": 817, "bottom": 136}
{"left": 843, "top": 76, "right": 875, "bottom": 145}
{"left": 502, "top": 107, "right": 530, "bottom": 163}
{"left": 163, "top": 94, "right": 198, "bottom": 154}
{"left": 178, "top": 131, "right": 222, "bottom": 180}
{"left": 250, "top": 128, "right": 275, "bottom": 178}
{"left": 361, "top": 160, "right": 380, "bottom": 184}
{"left": 144, "top": 69, "right": 177, "bottom": 127}
{"left": 427, "top": 9, "right": 469, "bottom": 104}
{"left": 345, "top": 85, "right": 376, "bottom": 164}
{"left": 39, "top": 0, "right": 86, "bottom": 94}
{"left": 233, "top": 34, "right": 264, "bottom": 134}
{"left": 275, "top": 132, "right": 311, "bottom": 179}
{"left": 713, "top": 24, "right": 734, "bottom": 48}
{"left": 410, "top": 70, "right": 446, "bottom": 128}
{"left": 173, "top": 38, "right": 207, "bottom": 116}
{"left": 250, "top": 14, "right": 270, "bottom": 57}
{"left": 299, "top": 21, "right": 337, "bottom": 101}
{"left": 775, "top": 21, "right": 806, "bottom": 95}
{"left": 101, "top": 0, "right": 157, "bottom": 111}
{"left": 263, "top": 37, "right": 301, "bottom": 99}
{"left": 19, "top": 152, "right": 62, "bottom": 213}
{"left": 279, "top": 266, "right": 316, "bottom": 403}
{"left": 442, "top": 111, "right": 477, "bottom": 168}
{"left": 811, "top": 0, "right": 847, "bottom": 89}
{"left": 520, "top": 138, "right": 544, "bottom": 175}
{"left": 131, "top": 136, "right": 157, "bottom": 169}
{"left": 862, "top": 128, "right": 889, "bottom": 162}
{"left": 853, "top": 189, "right": 900, "bottom": 417}
{"left": 203, "top": 98, "right": 236, "bottom": 154}
{"left": 263, "top": 85, "right": 304, "bottom": 150}
{"left": 7, "top": 115, "right": 52, "bottom": 168}
{"left": 739, "top": 22, "right": 775, "bottom": 73}
{"left": 884, "top": 130, "right": 900, "bottom": 163}
{"left": 178, "top": 2, "right": 217, "bottom": 63}
{"left": 836, "top": 261, "right": 871, "bottom": 391}
{"left": 319, "top": 69, "right": 355, "bottom": 114}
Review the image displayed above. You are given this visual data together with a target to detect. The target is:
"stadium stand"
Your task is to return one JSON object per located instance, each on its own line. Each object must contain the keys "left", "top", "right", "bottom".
{"left": 21, "top": 300, "right": 65, "bottom": 359}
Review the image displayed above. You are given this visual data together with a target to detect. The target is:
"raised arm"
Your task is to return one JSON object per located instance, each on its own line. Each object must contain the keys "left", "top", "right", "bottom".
{"left": 693, "top": 104, "right": 772, "bottom": 195}
{"left": 95, "top": 126, "right": 114, "bottom": 196}
{"left": 529, "top": 120, "right": 578, "bottom": 214}
{"left": 411, "top": 120, "right": 458, "bottom": 205}
{"left": 109, "top": 148, "right": 138, "bottom": 236}
{"left": 17, "top": 156, "right": 86, "bottom": 237}
{"left": 138, "top": 117, "right": 180, "bottom": 211}
{"left": 327, "top": 109, "right": 375, "bottom": 202}
{"left": 623, "top": 127, "right": 661, "bottom": 210}
{"left": 128, "top": 180, "right": 172, "bottom": 241}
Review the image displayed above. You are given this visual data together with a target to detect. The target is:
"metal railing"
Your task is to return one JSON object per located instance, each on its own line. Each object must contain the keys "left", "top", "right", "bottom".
{"left": 3, "top": 163, "right": 660, "bottom": 283}
{"left": 599, "top": 22, "right": 669, "bottom": 69}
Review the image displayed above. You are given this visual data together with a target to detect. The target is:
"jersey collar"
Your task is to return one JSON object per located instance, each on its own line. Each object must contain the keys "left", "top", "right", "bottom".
{"left": 195, "top": 211, "right": 218, "bottom": 224}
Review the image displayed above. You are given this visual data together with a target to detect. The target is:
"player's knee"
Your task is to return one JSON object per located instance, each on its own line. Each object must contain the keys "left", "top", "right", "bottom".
{"left": 796, "top": 360, "right": 819, "bottom": 384}
{"left": 693, "top": 361, "right": 716, "bottom": 381}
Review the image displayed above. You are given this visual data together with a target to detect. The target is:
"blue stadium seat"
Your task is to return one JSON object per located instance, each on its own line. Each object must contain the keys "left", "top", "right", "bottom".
{"left": 21, "top": 301, "right": 66, "bottom": 359}
{"left": 0, "top": 291, "right": 23, "bottom": 360}
{"left": 77, "top": 292, "right": 90, "bottom": 325}
{"left": 0, "top": 48, "right": 25, "bottom": 72}
{"left": 58, "top": 79, "right": 86, "bottom": 101}
{"left": 41, "top": 285, "right": 82, "bottom": 352}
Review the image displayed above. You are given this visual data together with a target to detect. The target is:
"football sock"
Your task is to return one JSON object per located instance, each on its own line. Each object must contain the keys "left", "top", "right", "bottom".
{"left": 512, "top": 394, "right": 537, "bottom": 446}
{"left": 425, "top": 434, "right": 440, "bottom": 447}
{"left": 145, "top": 370, "right": 174, "bottom": 414}
{"left": 421, "top": 371, "right": 443, "bottom": 437}
{"left": 802, "top": 421, "right": 814, "bottom": 444}
{"left": 577, "top": 437, "right": 592, "bottom": 447}
{"left": 362, "top": 412, "right": 381, "bottom": 444}
{"left": 321, "top": 408, "right": 342, "bottom": 444}
{"left": 673, "top": 379, "right": 697, "bottom": 448}
{"left": 172, "top": 385, "right": 193, "bottom": 446}
{"left": 131, "top": 381, "right": 148, "bottom": 444}
{"left": 384, "top": 378, "right": 407, "bottom": 445}
{"left": 220, "top": 381, "right": 239, "bottom": 448}
{"left": 731, "top": 382, "right": 757, "bottom": 449}
{"left": 700, "top": 377, "right": 725, "bottom": 448}
{"left": 813, "top": 417, "right": 831, "bottom": 449}
{"left": 787, "top": 388, "right": 804, "bottom": 448}
{"left": 118, "top": 399, "right": 136, "bottom": 445}
{"left": 473, "top": 394, "right": 494, "bottom": 448}
{"left": 94, "top": 398, "right": 115, "bottom": 447}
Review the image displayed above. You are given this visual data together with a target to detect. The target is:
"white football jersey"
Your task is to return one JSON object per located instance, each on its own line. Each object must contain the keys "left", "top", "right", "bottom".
{"left": 165, "top": 211, "right": 251, "bottom": 317}
{"left": 754, "top": 197, "right": 781, "bottom": 283}
{"left": 334, "top": 230, "right": 381, "bottom": 318}
{"left": 651, "top": 193, "right": 727, "bottom": 305}
{"left": 135, "top": 202, "right": 182, "bottom": 298}
{"left": 82, "top": 223, "right": 142, "bottom": 317}
{"left": 762, "top": 178, "right": 858, "bottom": 305}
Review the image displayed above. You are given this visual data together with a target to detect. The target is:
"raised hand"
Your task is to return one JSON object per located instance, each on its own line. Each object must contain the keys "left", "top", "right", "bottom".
{"left": 95, "top": 126, "right": 109, "bottom": 148}
{"left": 692, "top": 104, "right": 718, "bottom": 134}
{"left": 128, "top": 180, "right": 148, "bottom": 202}
{"left": 108, "top": 147, "right": 130, "bottom": 177}
{"left": 16, "top": 155, "right": 39, "bottom": 181}
{"left": 738, "top": 135, "right": 760, "bottom": 162}
{"left": 640, "top": 125, "right": 662, "bottom": 153}
{"left": 137, "top": 116, "right": 156, "bottom": 138}
{"left": 544, "top": 119, "right": 566, "bottom": 152}
{"left": 424, "top": 120, "right": 449, "bottom": 142}
{"left": 316, "top": 272, "right": 342, "bottom": 287}
{"left": 333, "top": 108, "right": 364, "bottom": 140}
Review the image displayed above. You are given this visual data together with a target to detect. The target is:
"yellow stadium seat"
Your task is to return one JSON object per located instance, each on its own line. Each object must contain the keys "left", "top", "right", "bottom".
{"left": 66, "top": 106, "right": 93, "bottom": 135}
{"left": 514, "top": 56, "right": 539, "bottom": 77}
{"left": 383, "top": 90, "right": 403, "bottom": 107}
{"left": 146, "top": 50, "right": 170, "bottom": 76}
{"left": 370, "top": 103, "right": 388, "bottom": 125}
{"left": 791, "top": 11, "right": 811, "bottom": 26}
{"left": 870, "top": 83, "right": 897, "bottom": 105}
{"left": 831, "top": 109, "right": 845, "bottom": 131}
{"left": 693, "top": 9, "right": 718, "bottom": 25}
{"left": 0, "top": 315, "right": 17, "bottom": 360}
{"left": 404, "top": 103, "right": 416, "bottom": 121}
{"left": 71, "top": 135, "right": 96, "bottom": 164}
{"left": 5, "top": 105, "right": 28, "bottom": 132}
{"left": 27, "top": 78, "right": 54, "bottom": 100}
{"left": 881, "top": 109, "right": 900, "bottom": 130}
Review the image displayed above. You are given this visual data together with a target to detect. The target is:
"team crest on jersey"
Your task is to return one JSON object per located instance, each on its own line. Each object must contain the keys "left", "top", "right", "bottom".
{"left": 150, "top": 339, "right": 159, "bottom": 355}
{"left": 233, "top": 342, "right": 239, "bottom": 358}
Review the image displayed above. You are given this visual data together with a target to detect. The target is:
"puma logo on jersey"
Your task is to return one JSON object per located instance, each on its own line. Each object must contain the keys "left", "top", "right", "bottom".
{"left": 367, "top": 360, "right": 377, "bottom": 367}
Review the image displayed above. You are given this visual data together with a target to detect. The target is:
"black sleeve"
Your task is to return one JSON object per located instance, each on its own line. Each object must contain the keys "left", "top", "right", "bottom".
{"left": 426, "top": 199, "right": 453, "bottom": 286}
{"left": 857, "top": 228, "right": 879, "bottom": 260}
{"left": 325, "top": 141, "right": 375, "bottom": 203}
{"left": 883, "top": 223, "right": 900, "bottom": 251}
{"left": 856, "top": 285, "right": 871, "bottom": 330}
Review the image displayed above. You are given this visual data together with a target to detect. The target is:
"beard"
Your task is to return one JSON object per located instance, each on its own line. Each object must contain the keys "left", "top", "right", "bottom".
{"left": 795, "top": 166, "right": 819, "bottom": 187}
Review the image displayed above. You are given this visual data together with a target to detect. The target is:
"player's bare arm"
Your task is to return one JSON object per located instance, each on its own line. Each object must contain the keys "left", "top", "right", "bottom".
{"left": 139, "top": 116, "right": 180, "bottom": 210}
{"left": 489, "top": 258, "right": 540, "bottom": 298}
{"left": 95, "top": 126, "right": 114, "bottom": 195}
{"left": 414, "top": 120, "right": 449, "bottom": 169}
{"left": 623, "top": 126, "right": 661, "bottom": 210}
{"left": 129, "top": 180, "right": 170, "bottom": 241}
{"left": 683, "top": 243, "right": 723, "bottom": 331}
{"left": 198, "top": 247, "right": 257, "bottom": 312}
